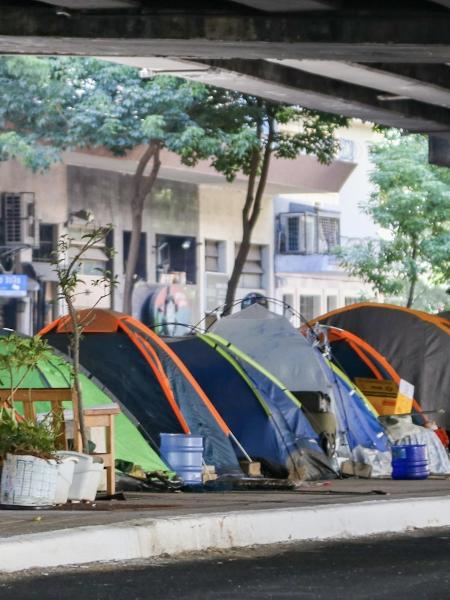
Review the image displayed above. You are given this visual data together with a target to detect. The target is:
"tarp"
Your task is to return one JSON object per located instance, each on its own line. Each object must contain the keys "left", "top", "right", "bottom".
{"left": 41, "top": 310, "right": 242, "bottom": 475}
{"left": 0, "top": 329, "right": 166, "bottom": 472}
{"left": 321, "top": 358, "right": 390, "bottom": 454}
{"left": 311, "top": 303, "right": 450, "bottom": 428}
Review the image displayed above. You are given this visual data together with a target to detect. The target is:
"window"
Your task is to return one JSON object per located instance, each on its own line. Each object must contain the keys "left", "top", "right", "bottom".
{"left": 300, "top": 295, "right": 321, "bottom": 322}
{"left": 338, "top": 138, "right": 356, "bottom": 162}
{"left": 279, "top": 211, "right": 340, "bottom": 255}
{"left": 287, "top": 216, "right": 300, "bottom": 252}
{"left": 123, "top": 231, "right": 147, "bottom": 281}
{"left": 282, "top": 294, "right": 294, "bottom": 318}
{"left": 32, "top": 224, "right": 57, "bottom": 262}
{"left": 318, "top": 215, "right": 340, "bottom": 253}
{"left": 205, "top": 273, "right": 228, "bottom": 312}
{"left": 155, "top": 234, "right": 196, "bottom": 284}
{"left": 0, "top": 192, "right": 38, "bottom": 247}
{"left": 2, "top": 193, "right": 21, "bottom": 243}
{"left": 285, "top": 213, "right": 315, "bottom": 253}
{"left": 237, "top": 243, "right": 264, "bottom": 289}
{"left": 205, "top": 240, "right": 225, "bottom": 273}
{"left": 327, "top": 296, "right": 337, "bottom": 312}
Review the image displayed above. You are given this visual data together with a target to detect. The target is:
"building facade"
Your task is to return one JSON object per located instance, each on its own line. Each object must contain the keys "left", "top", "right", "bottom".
{"left": 0, "top": 122, "right": 380, "bottom": 334}
{"left": 0, "top": 150, "right": 274, "bottom": 334}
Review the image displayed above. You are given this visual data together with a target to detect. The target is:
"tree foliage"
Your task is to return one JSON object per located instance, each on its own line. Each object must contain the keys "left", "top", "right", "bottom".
{"left": 0, "top": 56, "right": 348, "bottom": 317}
{"left": 0, "top": 57, "right": 224, "bottom": 312}
{"left": 188, "top": 92, "right": 347, "bottom": 314}
{"left": 338, "top": 132, "right": 450, "bottom": 307}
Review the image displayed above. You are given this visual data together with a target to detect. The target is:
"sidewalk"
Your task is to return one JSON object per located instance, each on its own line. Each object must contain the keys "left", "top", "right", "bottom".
{"left": 0, "top": 478, "right": 450, "bottom": 572}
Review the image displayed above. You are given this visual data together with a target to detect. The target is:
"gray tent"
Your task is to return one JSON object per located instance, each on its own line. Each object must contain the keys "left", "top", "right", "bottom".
{"left": 212, "top": 304, "right": 331, "bottom": 394}
{"left": 438, "top": 311, "right": 450, "bottom": 322}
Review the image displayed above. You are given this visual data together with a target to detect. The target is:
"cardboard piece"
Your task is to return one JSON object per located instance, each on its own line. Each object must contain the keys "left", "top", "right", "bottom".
{"left": 355, "top": 377, "right": 414, "bottom": 416}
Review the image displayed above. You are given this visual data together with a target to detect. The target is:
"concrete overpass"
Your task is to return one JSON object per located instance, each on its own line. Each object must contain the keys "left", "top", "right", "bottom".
{"left": 1, "top": 1, "right": 450, "bottom": 165}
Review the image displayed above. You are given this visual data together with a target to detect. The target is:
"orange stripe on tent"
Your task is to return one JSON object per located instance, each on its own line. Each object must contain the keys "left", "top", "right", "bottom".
{"left": 124, "top": 316, "right": 233, "bottom": 437}
{"left": 39, "top": 310, "right": 192, "bottom": 434}
{"left": 41, "top": 309, "right": 231, "bottom": 436}
{"left": 118, "top": 321, "right": 191, "bottom": 434}
{"left": 328, "top": 328, "right": 396, "bottom": 381}
{"left": 320, "top": 324, "right": 425, "bottom": 418}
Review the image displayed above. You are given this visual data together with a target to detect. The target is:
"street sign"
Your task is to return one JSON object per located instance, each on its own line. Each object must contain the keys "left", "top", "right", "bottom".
{"left": 0, "top": 274, "right": 28, "bottom": 298}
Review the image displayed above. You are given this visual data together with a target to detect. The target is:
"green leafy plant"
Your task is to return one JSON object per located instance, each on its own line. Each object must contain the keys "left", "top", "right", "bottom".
{"left": 0, "top": 333, "right": 53, "bottom": 410}
{"left": 0, "top": 408, "right": 57, "bottom": 460}
{"left": 337, "top": 132, "right": 450, "bottom": 307}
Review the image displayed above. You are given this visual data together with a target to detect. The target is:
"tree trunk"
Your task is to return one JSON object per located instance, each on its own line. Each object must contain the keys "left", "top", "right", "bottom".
{"left": 123, "top": 142, "right": 161, "bottom": 314}
{"left": 67, "top": 300, "right": 89, "bottom": 454}
{"left": 222, "top": 226, "right": 253, "bottom": 316}
{"left": 122, "top": 208, "right": 143, "bottom": 315}
{"left": 406, "top": 277, "right": 417, "bottom": 308}
{"left": 406, "top": 239, "right": 418, "bottom": 308}
{"left": 222, "top": 117, "right": 274, "bottom": 317}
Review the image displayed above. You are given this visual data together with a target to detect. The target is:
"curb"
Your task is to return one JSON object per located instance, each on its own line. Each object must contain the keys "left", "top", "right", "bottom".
{"left": 1, "top": 495, "right": 450, "bottom": 572}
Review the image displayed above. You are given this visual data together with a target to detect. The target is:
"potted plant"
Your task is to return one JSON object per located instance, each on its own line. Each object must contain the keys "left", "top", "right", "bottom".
{"left": 0, "top": 333, "right": 61, "bottom": 506}
{"left": 0, "top": 408, "right": 59, "bottom": 506}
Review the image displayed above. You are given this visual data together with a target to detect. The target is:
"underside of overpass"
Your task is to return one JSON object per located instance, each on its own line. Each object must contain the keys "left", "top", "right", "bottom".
{"left": 1, "top": 1, "right": 450, "bottom": 165}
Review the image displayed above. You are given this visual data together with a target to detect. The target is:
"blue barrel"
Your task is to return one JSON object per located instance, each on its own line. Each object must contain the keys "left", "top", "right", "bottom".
{"left": 392, "top": 444, "right": 429, "bottom": 480}
{"left": 160, "top": 434, "right": 203, "bottom": 485}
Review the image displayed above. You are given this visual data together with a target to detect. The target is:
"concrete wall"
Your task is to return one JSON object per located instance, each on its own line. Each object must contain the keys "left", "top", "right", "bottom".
{"left": 336, "top": 121, "right": 382, "bottom": 240}
{"left": 0, "top": 159, "right": 68, "bottom": 225}
{"left": 66, "top": 164, "right": 199, "bottom": 313}
{"left": 198, "top": 182, "right": 274, "bottom": 316}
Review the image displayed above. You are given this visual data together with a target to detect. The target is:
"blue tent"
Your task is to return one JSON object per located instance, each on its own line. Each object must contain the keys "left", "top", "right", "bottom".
{"left": 208, "top": 305, "right": 389, "bottom": 463}
{"left": 167, "top": 334, "right": 338, "bottom": 481}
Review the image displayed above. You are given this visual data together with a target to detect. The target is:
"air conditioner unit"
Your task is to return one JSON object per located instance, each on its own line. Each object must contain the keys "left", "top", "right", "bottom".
{"left": 0, "top": 192, "right": 39, "bottom": 249}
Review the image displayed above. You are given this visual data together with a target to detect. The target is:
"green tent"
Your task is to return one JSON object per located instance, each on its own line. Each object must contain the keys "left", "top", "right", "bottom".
{"left": 0, "top": 329, "right": 168, "bottom": 473}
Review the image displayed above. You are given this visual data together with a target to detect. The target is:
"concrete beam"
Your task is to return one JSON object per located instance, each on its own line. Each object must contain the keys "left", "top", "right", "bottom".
{"left": 276, "top": 60, "right": 450, "bottom": 108}
{"left": 367, "top": 63, "right": 450, "bottom": 90}
{"left": 0, "top": 8, "right": 449, "bottom": 62}
{"left": 428, "top": 0, "right": 450, "bottom": 7}
{"left": 38, "top": 1, "right": 139, "bottom": 8}
{"left": 196, "top": 59, "right": 450, "bottom": 134}
{"left": 429, "top": 135, "right": 450, "bottom": 167}
{"left": 228, "top": 0, "right": 334, "bottom": 10}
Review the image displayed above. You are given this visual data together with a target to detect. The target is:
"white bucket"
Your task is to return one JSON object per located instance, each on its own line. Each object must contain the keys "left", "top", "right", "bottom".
{"left": 56, "top": 451, "right": 104, "bottom": 502}
{"left": 0, "top": 454, "right": 58, "bottom": 507}
{"left": 54, "top": 458, "right": 77, "bottom": 504}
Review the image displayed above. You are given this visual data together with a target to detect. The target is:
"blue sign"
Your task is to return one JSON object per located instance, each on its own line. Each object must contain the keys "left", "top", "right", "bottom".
{"left": 0, "top": 274, "right": 28, "bottom": 298}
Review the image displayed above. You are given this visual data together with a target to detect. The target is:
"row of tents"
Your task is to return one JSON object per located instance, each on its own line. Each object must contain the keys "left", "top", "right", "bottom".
{"left": 1, "top": 302, "right": 449, "bottom": 482}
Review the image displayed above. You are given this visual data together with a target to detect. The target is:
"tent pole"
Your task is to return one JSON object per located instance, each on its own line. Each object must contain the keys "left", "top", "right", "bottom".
{"left": 229, "top": 431, "right": 252, "bottom": 463}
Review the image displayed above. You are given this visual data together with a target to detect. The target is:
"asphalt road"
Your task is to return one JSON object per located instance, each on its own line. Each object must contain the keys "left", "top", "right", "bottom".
{"left": 1, "top": 529, "right": 450, "bottom": 600}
